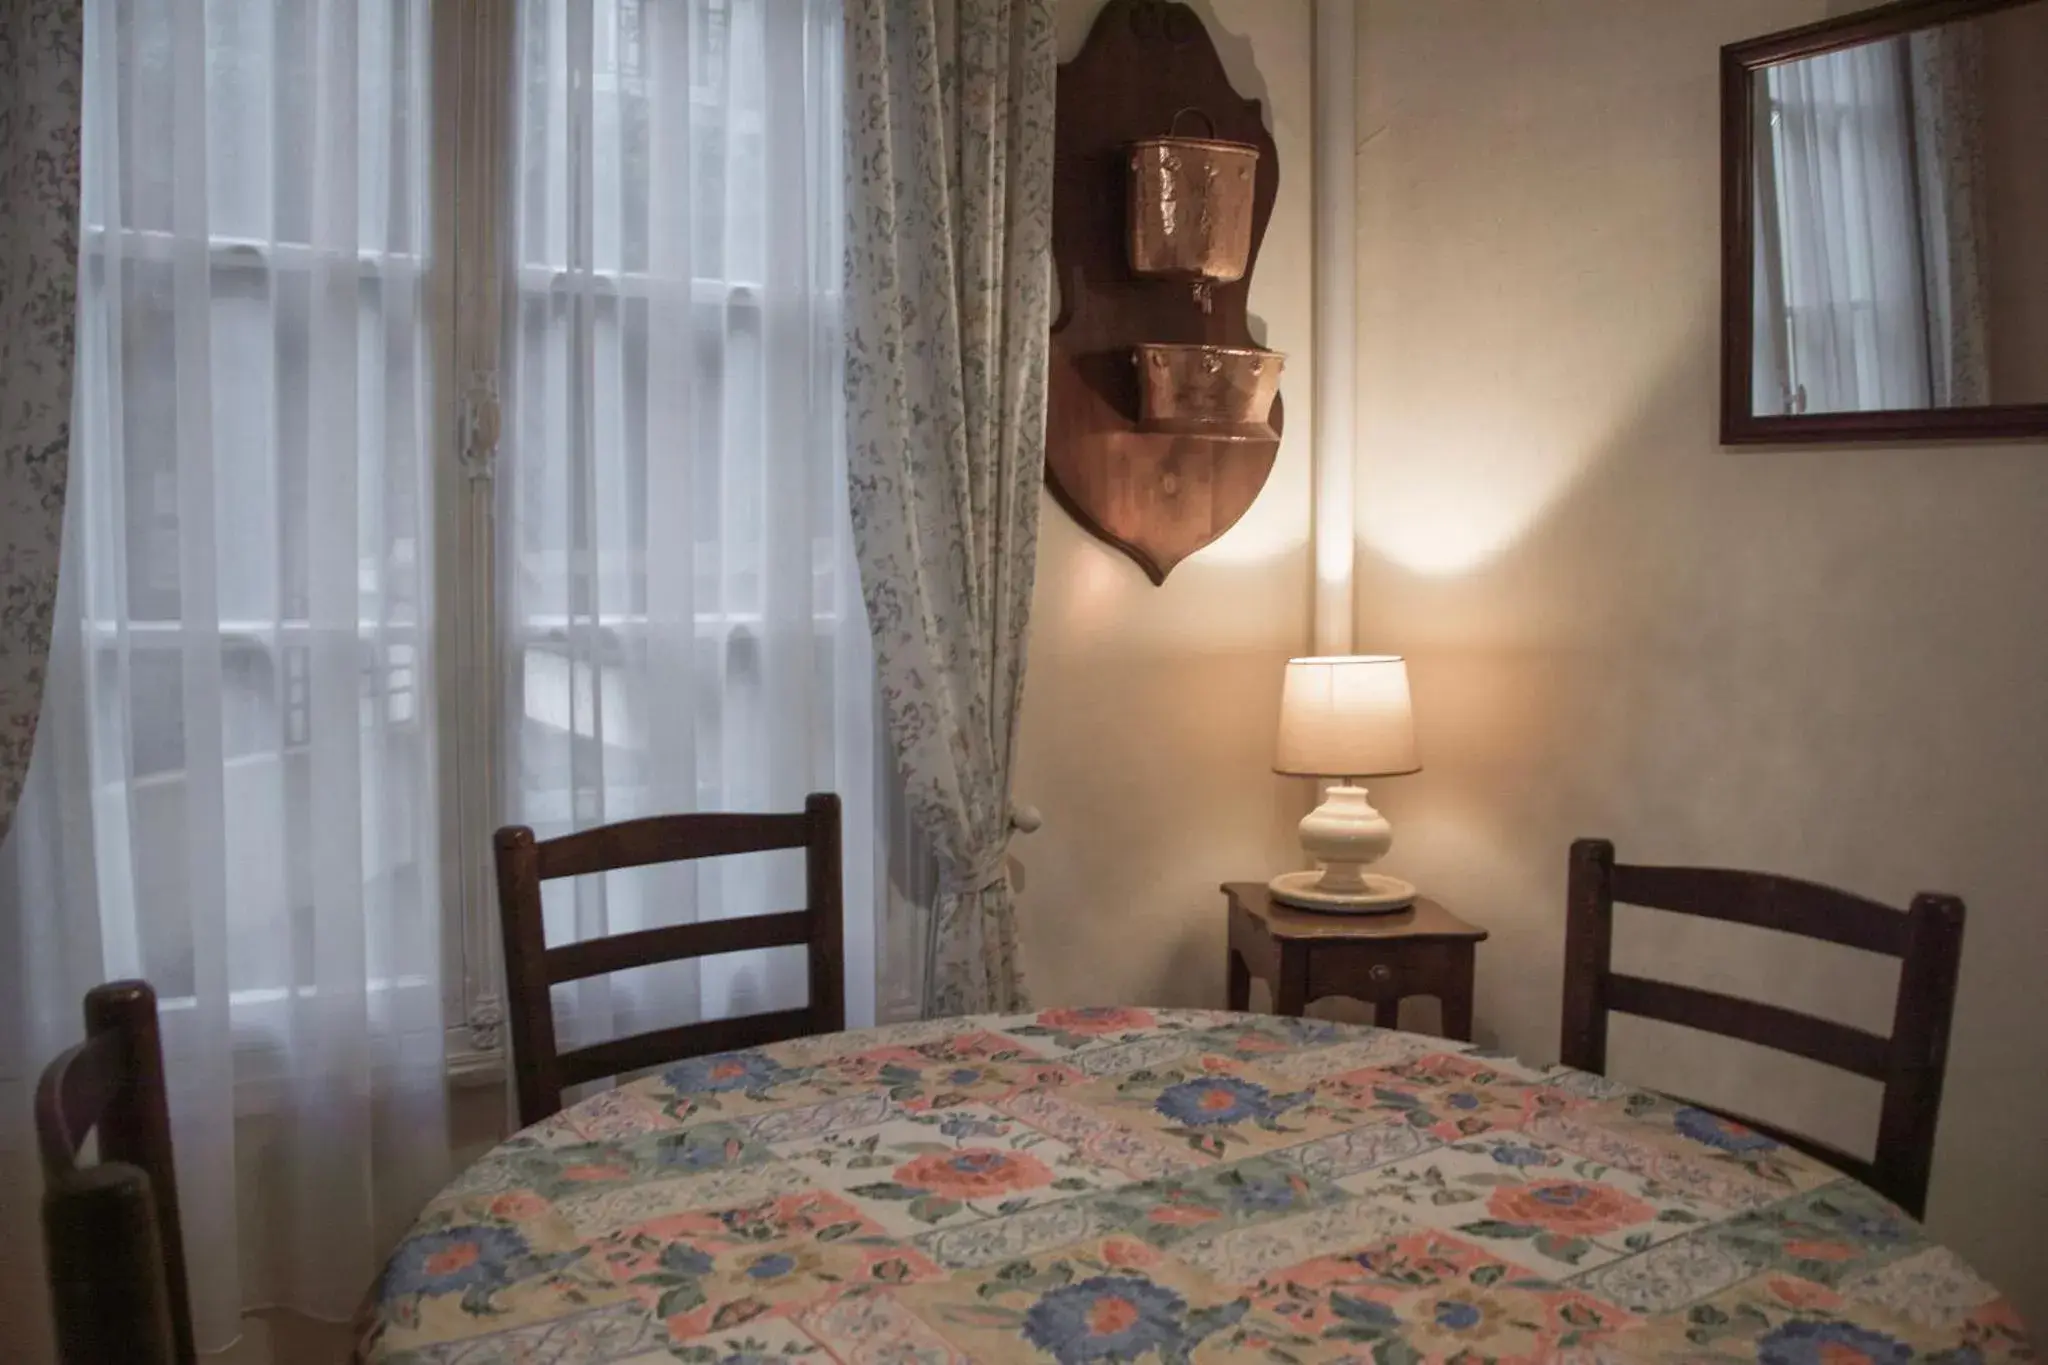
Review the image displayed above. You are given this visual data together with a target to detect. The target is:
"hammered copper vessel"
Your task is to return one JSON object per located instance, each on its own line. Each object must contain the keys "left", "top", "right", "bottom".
{"left": 1133, "top": 343, "right": 1285, "bottom": 441}
{"left": 1128, "top": 109, "right": 1259, "bottom": 311}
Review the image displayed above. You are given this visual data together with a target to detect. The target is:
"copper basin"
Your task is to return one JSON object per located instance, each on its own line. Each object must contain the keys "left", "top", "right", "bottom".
{"left": 1132, "top": 343, "right": 1284, "bottom": 441}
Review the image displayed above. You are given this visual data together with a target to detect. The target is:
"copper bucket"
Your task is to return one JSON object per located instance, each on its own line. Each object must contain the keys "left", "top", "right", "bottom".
{"left": 1128, "top": 109, "right": 1259, "bottom": 310}
{"left": 1133, "top": 343, "right": 1284, "bottom": 441}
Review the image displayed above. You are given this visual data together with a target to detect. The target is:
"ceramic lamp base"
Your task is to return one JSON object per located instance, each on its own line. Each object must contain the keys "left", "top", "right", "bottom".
{"left": 1275, "top": 783, "right": 1416, "bottom": 913}
{"left": 1268, "top": 869, "right": 1418, "bottom": 914}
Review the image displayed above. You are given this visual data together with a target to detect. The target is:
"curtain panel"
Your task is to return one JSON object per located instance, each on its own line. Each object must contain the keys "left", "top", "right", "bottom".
{"left": 844, "top": 0, "right": 1055, "bottom": 1017}
{"left": 0, "top": 0, "right": 82, "bottom": 846}
{"left": 1907, "top": 22, "right": 1990, "bottom": 409}
{"left": 2, "top": 1, "right": 446, "bottom": 1350}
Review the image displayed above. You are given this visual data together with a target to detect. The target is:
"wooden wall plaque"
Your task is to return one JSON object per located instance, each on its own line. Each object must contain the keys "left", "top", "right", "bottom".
{"left": 1046, "top": 0, "right": 1283, "bottom": 585}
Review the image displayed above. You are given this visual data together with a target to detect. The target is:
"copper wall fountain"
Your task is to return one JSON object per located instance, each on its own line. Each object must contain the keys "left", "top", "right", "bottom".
{"left": 1045, "top": 0, "right": 1286, "bottom": 585}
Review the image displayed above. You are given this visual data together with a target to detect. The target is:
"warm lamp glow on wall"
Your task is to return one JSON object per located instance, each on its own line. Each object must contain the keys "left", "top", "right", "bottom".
{"left": 1271, "top": 655, "right": 1421, "bottom": 912}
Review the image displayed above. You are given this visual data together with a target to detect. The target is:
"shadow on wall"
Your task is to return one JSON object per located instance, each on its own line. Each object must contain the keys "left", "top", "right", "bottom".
{"left": 1177, "top": 0, "right": 1272, "bottom": 114}
{"left": 1348, "top": 315, "right": 1714, "bottom": 1048}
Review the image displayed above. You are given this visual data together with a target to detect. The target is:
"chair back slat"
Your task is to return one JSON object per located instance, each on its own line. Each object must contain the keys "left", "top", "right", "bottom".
{"left": 544, "top": 911, "right": 814, "bottom": 984}
{"left": 34, "top": 980, "right": 195, "bottom": 1365}
{"left": 1608, "top": 863, "right": 1908, "bottom": 954}
{"left": 535, "top": 811, "right": 811, "bottom": 880}
{"left": 1604, "top": 974, "right": 1892, "bottom": 1078}
{"left": 1563, "top": 838, "right": 1964, "bottom": 1219}
{"left": 495, "top": 792, "right": 845, "bottom": 1127}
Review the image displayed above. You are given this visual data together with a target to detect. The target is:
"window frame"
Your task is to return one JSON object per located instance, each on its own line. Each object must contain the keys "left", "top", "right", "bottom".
{"left": 431, "top": 0, "right": 515, "bottom": 1082}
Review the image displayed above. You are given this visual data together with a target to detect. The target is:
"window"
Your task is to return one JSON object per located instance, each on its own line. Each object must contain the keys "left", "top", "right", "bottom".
{"left": 1753, "top": 36, "right": 1935, "bottom": 416}
{"left": 70, "top": 0, "right": 436, "bottom": 1048}
{"left": 56, "top": 0, "right": 884, "bottom": 1085}
{"left": 488, "top": 0, "right": 874, "bottom": 1048}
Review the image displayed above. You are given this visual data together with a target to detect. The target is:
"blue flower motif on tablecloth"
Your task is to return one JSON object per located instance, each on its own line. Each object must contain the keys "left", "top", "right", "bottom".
{"left": 1226, "top": 1169, "right": 1313, "bottom": 1215}
{"left": 1022, "top": 1275, "right": 1191, "bottom": 1364}
{"left": 1252, "top": 1016, "right": 1347, "bottom": 1046}
{"left": 938, "top": 1111, "right": 1008, "bottom": 1140}
{"left": 381, "top": 1224, "right": 531, "bottom": 1299}
{"left": 1825, "top": 1201, "right": 1914, "bottom": 1248}
{"left": 1674, "top": 1106, "right": 1780, "bottom": 1154}
{"left": 1155, "top": 1077, "right": 1292, "bottom": 1127}
{"left": 665, "top": 1243, "right": 716, "bottom": 1277}
{"left": 745, "top": 1252, "right": 797, "bottom": 1280}
{"left": 654, "top": 1128, "right": 751, "bottom": 1171}
{"left": 1757, "top": 1319, "right": 1913, "bottom": 1365}
{"left": 1487, "top": 1142, "right": 1557, "bottom": 1168}
{"left": 664, "top": 1050, "right": 800, "bottom": 1095}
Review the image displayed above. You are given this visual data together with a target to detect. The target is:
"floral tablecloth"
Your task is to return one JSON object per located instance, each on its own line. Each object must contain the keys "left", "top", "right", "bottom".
{"left": 358, "top": 1009, "right": 2030, "bottom": 1364}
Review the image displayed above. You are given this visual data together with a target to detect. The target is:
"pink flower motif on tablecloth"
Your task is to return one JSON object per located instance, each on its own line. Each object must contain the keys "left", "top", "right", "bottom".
{"left": 1768, "top": 1276, "right": 1843, "bottom": 1310}
{"left": 1038, "top": 1006, "right": 1156, "bottom": 1034}
{"left": 487, "top": 1191, "right": 549, "bottom": 1221}
{"left": 1101, "top": 1237, "right": 1160, "bottom": 1270}
{"left": 559, "top": 1162, "right": 632, "bottom": 1183}
{"left": 894, "top": 1148, "right": 1055, "bottom": 1201}
{"left": 1486, "top": 1180, "right": 1651, "bottom": 1236}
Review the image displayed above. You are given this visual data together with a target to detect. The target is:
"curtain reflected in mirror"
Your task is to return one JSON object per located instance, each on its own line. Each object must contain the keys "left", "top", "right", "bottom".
{"left": 1747, "top": 3, "right": 2048, "bottom": 419}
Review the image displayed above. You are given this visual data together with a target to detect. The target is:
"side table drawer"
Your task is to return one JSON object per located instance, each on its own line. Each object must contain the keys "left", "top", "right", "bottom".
{"left": 1306, "top": 940, "right": 1465, "bottom": 1005}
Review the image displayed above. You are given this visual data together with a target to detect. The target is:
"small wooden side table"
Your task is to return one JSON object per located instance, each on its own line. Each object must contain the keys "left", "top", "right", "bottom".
{"left": 1224, "top": 882, "right": 1488, "bottom": 1041}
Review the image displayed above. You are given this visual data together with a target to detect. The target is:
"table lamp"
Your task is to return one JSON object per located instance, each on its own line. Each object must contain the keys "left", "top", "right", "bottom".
{"left": 1270, "top": 655, "right": 1421, "bottom": 912}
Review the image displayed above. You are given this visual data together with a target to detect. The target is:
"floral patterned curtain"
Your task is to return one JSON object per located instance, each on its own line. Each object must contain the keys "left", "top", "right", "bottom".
{"left": 844, "top": 0, "right": 1055, "bottom": 1016}
{"left": 1908, "top": 23, "right": 1990, "bottom": 409}
{"left": 0, "top": 1, "right": 81, "bottom": 845}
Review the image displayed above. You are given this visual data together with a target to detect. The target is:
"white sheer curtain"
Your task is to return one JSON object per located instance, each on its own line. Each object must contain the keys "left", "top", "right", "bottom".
{"left": 504, "top": 0, "right": 879, "bottom": 1044}
{"left": 0, "top": 0, "right": 446, "bottom": 1353}
{"left": 1758, "top": 38, "right": 1933, "bottom": 415}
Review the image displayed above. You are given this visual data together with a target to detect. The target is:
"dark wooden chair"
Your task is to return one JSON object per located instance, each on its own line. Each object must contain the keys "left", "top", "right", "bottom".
{"left": 1562, "top": 839, "right": 1965, "bottom": 1219}
{"left": 494, "top": 792, "right": 845, "bottom": 1126}
{"left": 34, "top": 980, "right": 194, "bottom": 1365}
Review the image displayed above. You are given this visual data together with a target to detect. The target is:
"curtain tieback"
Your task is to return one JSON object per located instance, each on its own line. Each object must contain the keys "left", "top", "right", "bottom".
{"left": 940, "top": 802, "right": 1043, "bottom": 895}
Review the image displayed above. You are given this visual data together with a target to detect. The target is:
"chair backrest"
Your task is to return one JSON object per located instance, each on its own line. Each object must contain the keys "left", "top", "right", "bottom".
{"left": 34, "top": 980, "right": 194, "bottom": 1365}
{"left": 494, "top": 792, "right": 845, "bottom": 1126}
{"left": 1562, "top": 838, "right": 1964, "bottom": 1218}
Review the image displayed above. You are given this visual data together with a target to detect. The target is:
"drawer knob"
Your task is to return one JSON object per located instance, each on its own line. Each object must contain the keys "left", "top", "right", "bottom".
{"left": 1369, "top": 963, "right": 1394, "bottom": 984}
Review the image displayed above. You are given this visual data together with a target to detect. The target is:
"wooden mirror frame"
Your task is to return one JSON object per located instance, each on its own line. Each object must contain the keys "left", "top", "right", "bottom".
{"left": 1721, "top": 0, "right": 2048, "bottom": 444}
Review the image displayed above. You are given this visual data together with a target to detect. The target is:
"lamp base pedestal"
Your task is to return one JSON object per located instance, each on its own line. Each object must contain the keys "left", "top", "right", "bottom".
{"left": 1272, "top": 785, "right": 1417, "bottom": 913}
{"left": 1268, "top": 869, "right": 1418, "bottom": 914}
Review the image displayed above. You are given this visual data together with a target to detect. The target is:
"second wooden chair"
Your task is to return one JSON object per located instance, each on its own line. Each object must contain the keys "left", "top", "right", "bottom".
{"left": 1562, "top": 837, "right": 1964, "bottom": 1218}
{"left": 35, "top": 979, "right": 194, "bottom": 1365}
{"left": 494, "top": 792, "right": 844, "bottom": 1126}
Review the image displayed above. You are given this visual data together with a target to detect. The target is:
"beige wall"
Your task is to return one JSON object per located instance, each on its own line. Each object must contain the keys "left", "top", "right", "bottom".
{"left": 1013, "top": 0, "right": 1317, "bottom": 1008}
{"left": 1353, "top": 0, "right": 2048, "bottom": 1326}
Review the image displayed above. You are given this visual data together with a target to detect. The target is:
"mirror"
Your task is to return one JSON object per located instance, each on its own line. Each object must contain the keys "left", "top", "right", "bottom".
{"left": 1723, "top": 0, "right": 2048, "bottom": 442}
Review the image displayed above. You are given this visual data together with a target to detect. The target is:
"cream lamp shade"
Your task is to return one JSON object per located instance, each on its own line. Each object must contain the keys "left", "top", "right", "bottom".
{"left": 1274, "top": 655, "right": 1420, "bottom": 779}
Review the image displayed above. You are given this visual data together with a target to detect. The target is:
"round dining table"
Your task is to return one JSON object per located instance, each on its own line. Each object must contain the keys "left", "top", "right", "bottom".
{"left": 357, "top": 1009, "right": 2030, "bottom": 1364}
